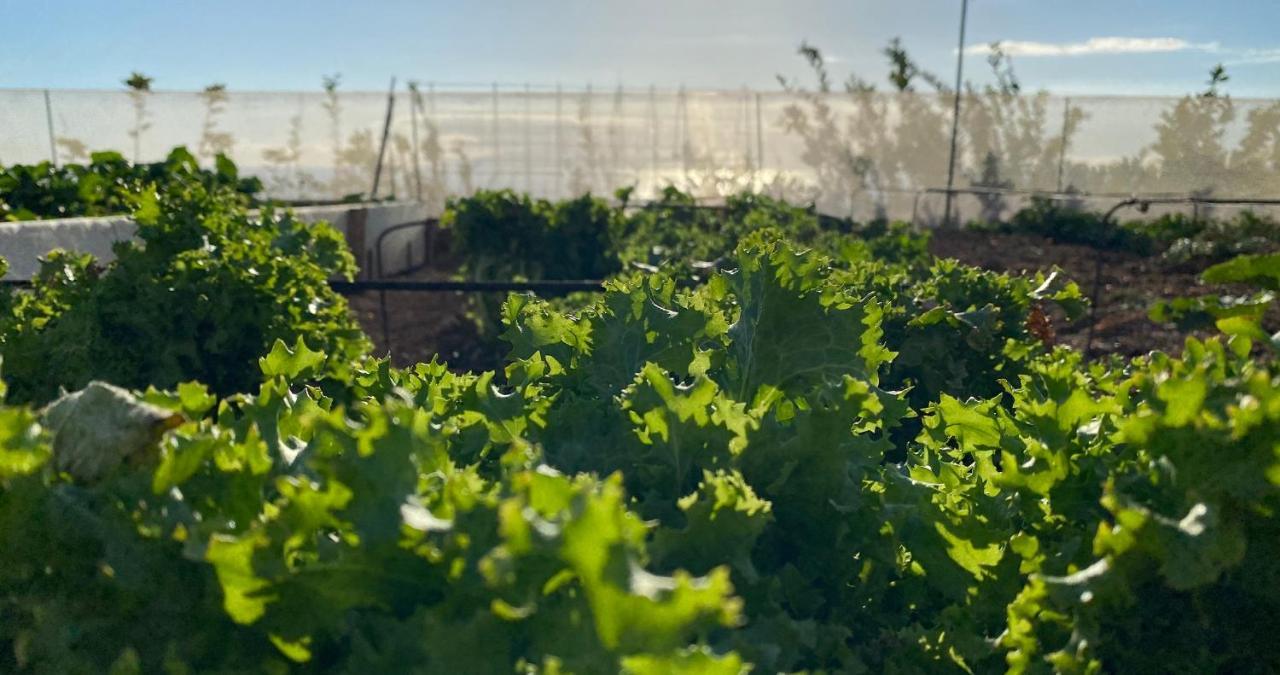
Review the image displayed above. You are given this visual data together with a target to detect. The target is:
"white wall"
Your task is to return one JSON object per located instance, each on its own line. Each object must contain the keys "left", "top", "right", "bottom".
{"left": 0, "top": 201, "right": 431, "bottom": 280}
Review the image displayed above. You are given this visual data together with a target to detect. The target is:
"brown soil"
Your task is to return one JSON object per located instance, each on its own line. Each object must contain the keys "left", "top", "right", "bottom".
{"left": 344, "top": 229, "right": 1241, "bottom": 371}
{"left": 926, "top": 229, "right": 1221, "bottom": 358}
{"left": 344, "top": 233, "right": 509, "bottom": 371}
{"left": 345, "top": 272, "right": 508, "bottom": 371}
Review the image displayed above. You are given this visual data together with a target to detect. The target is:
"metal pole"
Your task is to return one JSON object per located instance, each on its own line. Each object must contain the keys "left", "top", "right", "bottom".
{"left": 1056, "top": 96, "right": 1070, "bottom": 192}
{"left": 292, "top": 92, "right": 304, "bottom": 188}
{"left": 555, "top": 83, "right": 563, "bottom": 198}
{"left": 371, "top": 77, "right": 397, "bottom": 199}
{"left": 942, "top": 0, "right": 969, "bottom": 227}
{"left": 585, "top": 83, "right": 593, "bottom": 189}
{"left": 427, "top": 81, "right": 439, "bottom": 199}
{"left": 1085, "top": 197, "right": 1143, "bottom": 360}
{"left": 671, "top": 87, "right": 681, "bottom": 161}
{"left": 387, "top": 139, "right": 399, "bottom": 197}
{"left": 43, "top": 90, "right": 57, "bottom": 166}
{"left": 524, "top": 83, "right": 532, "bottom": 193}
{"left": 491, "top": 82, "right": 500, "bottom": 185}
{"left": 613, "top": 84, "right": 624, "bottom": 189}
{"left": 755, "top": 91, "right": 764, "bottom": 176}
{"left": 409, "top": 83, "right": 424, "bottom": 201}
{"left": 649, "top": 85, "right": 659, "bottom": 191}
{"left": 678, "top": 86, "right": 689, "bottom": 174}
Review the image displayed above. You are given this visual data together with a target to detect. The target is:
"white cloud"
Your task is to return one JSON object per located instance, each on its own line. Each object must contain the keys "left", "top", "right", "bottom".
{"left": 1226, "top": 48, "right": 1280, "bottom": 66}
{"left": 964, "top": 37, "right": 1219, "bottom": 57}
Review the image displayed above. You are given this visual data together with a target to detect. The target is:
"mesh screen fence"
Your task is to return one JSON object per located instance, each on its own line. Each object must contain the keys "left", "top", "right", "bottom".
{"left": 3, "top": 85, "right": 1279, "bottom": 223}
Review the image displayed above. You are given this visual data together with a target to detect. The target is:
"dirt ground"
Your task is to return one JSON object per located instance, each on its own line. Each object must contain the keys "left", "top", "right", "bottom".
{"left": 344, "top": 257, "right": 510, "bottom": 372}
{"left": 926, "top": 229, "right": 1221, "bottom": 358}
{"left": 344, "top": 229, "right": 1236, "bottom": 371}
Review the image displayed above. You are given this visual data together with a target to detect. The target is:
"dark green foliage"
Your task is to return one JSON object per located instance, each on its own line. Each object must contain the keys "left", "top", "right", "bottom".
{"left": 0, "top": 162, "right": 367, "bottom": 405}
{"left": 869, "top": 257, "right": 1082, "bottom": 410}
{"left": 442, "top": 189, "right": 627, "bottom": 341}
{"left": 444, "top": 186, "right": 929, "bottom": 285}
{"left": 617, "top": 187, "right": 828, "bottom": 268}
{"left": 1147, "top": 209, "right": 1280, "bottom": 267}
{"left": 990, "top": 197, "right": 1153, "bottom": 252}
{"left": 0, "top": 147, "right": 262, "bottom": 221}
{"left": 996, "top": 339, "right": 1280, "bottom": 673}
{"left": 1151, "top": 250, "right": 1280, "bottom": 348}
{"left": 0, "top": 348, "right": 743, "bottom": 674}
{"left": 443, "top": 189, "right": 624, "bottom": 281}
{"left": 0, "top": 233, "right": 1276, "bottom": 673}
{"left": 1, "top": 178, "right": 1275, "bottom": 673}
{"left": 983, "top": 197, "right": 1280, "bottom": 268}
{"left": 503, "top": 244, "right": 1278, "bottom": 672}
{"left": 442, "top": 186, "right": 932, "bottom": 346}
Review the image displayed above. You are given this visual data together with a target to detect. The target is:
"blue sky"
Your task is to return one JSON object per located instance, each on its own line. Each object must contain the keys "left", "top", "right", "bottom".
{"left": 3, "top": 0, "right": 1279, "bottom": 97}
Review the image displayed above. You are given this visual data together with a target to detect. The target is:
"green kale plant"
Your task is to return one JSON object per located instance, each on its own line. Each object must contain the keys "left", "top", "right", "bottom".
{"left": 0, "top": 161, "right": 366, "bottom": 405}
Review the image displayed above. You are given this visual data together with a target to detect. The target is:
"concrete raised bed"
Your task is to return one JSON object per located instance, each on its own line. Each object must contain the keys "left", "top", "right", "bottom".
{"left": 0, "top": 200, "right": 431, "bottom": 281}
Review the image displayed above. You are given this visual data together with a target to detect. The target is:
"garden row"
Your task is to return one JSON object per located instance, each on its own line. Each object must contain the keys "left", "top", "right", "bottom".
{"left": 0, "top": 153, "right": 1277, "bottom": 673}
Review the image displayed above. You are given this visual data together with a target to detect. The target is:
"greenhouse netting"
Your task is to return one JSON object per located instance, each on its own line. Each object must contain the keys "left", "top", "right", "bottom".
{"left": 3, "top": 84, "right": 1279, "bottom": 223}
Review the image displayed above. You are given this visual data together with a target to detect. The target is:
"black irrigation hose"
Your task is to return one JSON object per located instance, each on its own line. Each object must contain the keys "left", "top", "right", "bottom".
{"left": 6, "top": 190, "right": 1274, "bottom": 354}
{"left": 329, "top": 279, "right": 605, "bottom": 293}
{"left": 374, "top": 219, "right": 441, "bottom": 348}
{"left": 921, "top": 185, "right": 1280, "bottom": 205}
{"left": 331, "top": 278, "right": 606, "bottom": 352}
{"left": 1083, "top": 197, "right": 1150, "bottom": 361}
{"left": 0, "top": 278, "right": 605, "bottom": 296}
{"left": 0, "top": 279, "right": 605, "bottom": 293}
{"left": 0, "top": 279, "right": 602, "bottom": 356}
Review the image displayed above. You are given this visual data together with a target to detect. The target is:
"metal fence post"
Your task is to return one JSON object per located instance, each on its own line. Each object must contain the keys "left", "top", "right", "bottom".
{"left": 1085, "top": 197, "right": 1142, "bottom": 360}
{"left": 755, "top": 91, "right": 764, "bottom": 179}
{"left": 677, "top": 86, "right": 689, "bottom": 175}
{"left": 649, "top": 85, "right": 658, "bottom": 192}
{"left": 584, "top": 83, "right": 594, "bottom": 189}
{"left": 371, "top": 77, "right": 397, "bottom": 199}
{"left": 428, "top": 81, "right": 440, "bottom": 199}
{"left": 491, "top": 82, "right": 500, "bottom": 186}
{"left": 942, "top": 0, "right": 970, "bottom": 227}
{"left": 671, "top": 87, "right": 681, "bottom": 162}
{"left": 555, "top": 83, "right": 563, "bottom": 198}
{"left": 613, "top": 84, "right": 624, "bottom": 188}
{"left": 524, "top": 82, "right": 532, "bottom": 194}
{"left": 409, "top": 84, "right": 424, "bottom": 201}
{"left": 43, "top": 90, "right": 57, "bottom": 166}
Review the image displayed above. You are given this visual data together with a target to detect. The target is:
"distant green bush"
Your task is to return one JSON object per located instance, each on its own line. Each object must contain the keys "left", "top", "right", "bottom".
{"left": 977, "top": 196, "right": 1280, "bottom": 267}
{"left": 444, "top": 186, "right": 932, "bottom": 282}
{"left": 0, "top": 146, "right": 262, "bottom": 221}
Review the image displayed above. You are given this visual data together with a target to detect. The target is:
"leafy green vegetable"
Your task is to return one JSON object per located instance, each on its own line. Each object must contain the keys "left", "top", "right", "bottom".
{"left": 1, "top": 353, "right": 742, "bottom": 672}
{"left": 1150, "top": 249, "right": 1280, "bottom": 350}
{"left": 0, "top": 174, "right": 1274, "bottom": 673}
{"left": 0, "top": 157, "right": 367, "bottom": 405}
{"left": 0, "top": 147, "right": 262, "bottom": 221}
